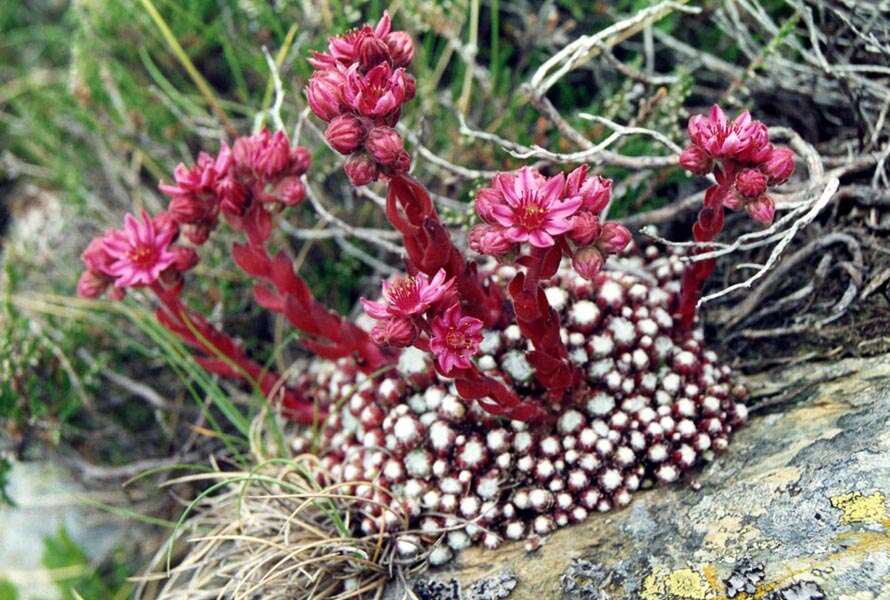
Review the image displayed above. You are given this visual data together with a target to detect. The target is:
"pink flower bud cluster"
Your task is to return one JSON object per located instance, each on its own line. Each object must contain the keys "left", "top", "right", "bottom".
{"left": 680, "top": 105, "right": 795, "bottom": 225}
{"left": 158, "top": 129, "right": 310, "bottom": 244}
{"left": 677, "top": 105, "right": 796, "bottom": 331}
{"left": 471, "top": 165, "right": 632, "bottom": 282}
{"left": 307, "top": 12, "right": 416, "bottom": 186}
{"left": 295, "top": 242, "right": 749, "bottom": 565}
{"left": 77, "top": 210, "right": 195, "bottom": 299}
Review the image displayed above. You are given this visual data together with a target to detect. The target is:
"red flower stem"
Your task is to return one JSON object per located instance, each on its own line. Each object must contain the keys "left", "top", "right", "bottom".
{"left": 508, "top": 245, "right": 578, "bottom": 398}
{"left": 233, "top": 211, "right": 394, "bottom": 373}
{"left": 148, "top": 282, "right": 319, "bottom": 424}
{"left": 452, "top": 365, "right": 549, "bottom": 422}
{"left": 386, "top": 175, "right": 506, "bottom": 327}
{"left": 677, "top": 180, "right": 732, "bottom": 331}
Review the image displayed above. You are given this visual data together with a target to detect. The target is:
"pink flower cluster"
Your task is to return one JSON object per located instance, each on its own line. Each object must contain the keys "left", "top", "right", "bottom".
{"left": 471, "top": 166, "right": 632, "bottom": 281}
{"left": 159, "top": 129, "right": 310, "bottom": 244}
{"left": 307, "top": 12, "right": 416, "bottom": 186}
{"left": 77, "top": 210, "right": 196, "bottom": 300}
{"left": 361, "top": 269, "right": 484, "bottom": 374}
{"left": 680, "top": 105, "right": 795, "bottom": 225}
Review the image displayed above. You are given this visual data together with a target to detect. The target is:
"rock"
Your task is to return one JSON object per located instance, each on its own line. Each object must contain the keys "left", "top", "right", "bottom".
{"left": 389, "top": 354, "right": 890, "bottom": 599}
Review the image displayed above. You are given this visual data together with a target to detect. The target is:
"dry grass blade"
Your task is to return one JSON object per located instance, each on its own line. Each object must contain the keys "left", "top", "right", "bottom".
{"left": 135, "top": 451, "right": 428, "bottom": 599}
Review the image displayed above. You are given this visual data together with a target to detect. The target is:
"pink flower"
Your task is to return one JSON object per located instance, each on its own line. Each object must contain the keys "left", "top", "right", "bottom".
{"left": 688, "top": 105, "right": 769, "bottom": 161}
{"left": 344, "top": 153, "right": 379, "bottom": 186}
{"left": 159, "top": 150, "right": 229, "bottom": 223}
{"left": 325, "top": 114, "right": 366, "bottom": 154}
{"left": 361, "top": 268, "right": 453, "bottom": 320}
{"left": 102, "top": 211, "right": 178, "bottom": 288}
{"left": 485, "top": 167, "right": 582, "bottom": 248}
{"left": 325, "top": 13, "right": 392, "bottom": 68}
{"left": 343, "top": 63, "right": 411, "bottom": 120}
{"left": 468, "top": 224, "right": 513, "bottom": 256}
{"left": 761, "top": 146, "right": 795, "bottom": 184}
{"left": 565, "top": 166, "right": 612, "bottom": 213}
{"left": 679, "top": 145, "right": 713, "bottom": 176}
{"left": 572, "top": 246, "right": 605, "bottom": 281}
{"left": 429, "top": 304, "right": 484, "bottom": 373}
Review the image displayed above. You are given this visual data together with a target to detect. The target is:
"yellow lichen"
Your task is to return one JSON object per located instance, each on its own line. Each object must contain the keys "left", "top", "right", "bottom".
{"left": 641, "top": 566, "right": 715, "bottom": 599}
{"left": 830, "top": 491, "right": 888, "bottom": 525}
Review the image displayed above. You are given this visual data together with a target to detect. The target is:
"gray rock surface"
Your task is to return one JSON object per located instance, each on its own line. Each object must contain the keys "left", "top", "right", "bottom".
{"left": 389, "top": 354, "right": 890, "bottom": 599}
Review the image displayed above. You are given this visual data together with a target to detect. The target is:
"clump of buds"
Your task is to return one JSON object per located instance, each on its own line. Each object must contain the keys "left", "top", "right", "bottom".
{"left": 680, "top": 105, "right": 794, "bottom": 226}
{"left": 677, "top": 105, "right": 796, "bottom": 330}
{"left": 307, "top": 12, "right": 416, "bottom": 186}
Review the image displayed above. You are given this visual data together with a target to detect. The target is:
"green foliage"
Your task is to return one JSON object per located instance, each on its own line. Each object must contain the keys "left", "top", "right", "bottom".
{"left": 42, "top": 527, "right": 129, "bottom": 600}
{"left": 0, "top": 579, "right": 17, "bottom": 600}
{"left": 0, "top": 458, "right": 12, "bottom": 507}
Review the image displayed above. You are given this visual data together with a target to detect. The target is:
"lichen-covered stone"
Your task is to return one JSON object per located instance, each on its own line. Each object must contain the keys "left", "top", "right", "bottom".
{"left": 387, "top": 354, "right": 890, "bottom": 599}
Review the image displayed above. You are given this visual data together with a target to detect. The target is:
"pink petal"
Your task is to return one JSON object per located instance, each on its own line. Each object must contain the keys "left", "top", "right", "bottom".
{"left": 527, "top": 230, "right": 555, "bottom": 248}
{"left": 494, "top": 173, "right": 519, "bottom": 206}
{"left": 360, "top": 298, "right": 390, "bottom": 319}
{"left": 539, "top": 172, "right": 565, "bottom": 205}
{"left": 548, "top": 195, "right": 583, "bottom": 220}
{"left": 490, "top": 204, "right": 517, "bottom": 228}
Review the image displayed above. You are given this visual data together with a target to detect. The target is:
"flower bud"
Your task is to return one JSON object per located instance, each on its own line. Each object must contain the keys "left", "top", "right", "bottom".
{"left": 734, "top": 168, "right": 768, "bottom": 199}
{"left": 173, "top": 246, "right": 199, "bottom": 272}
{"left": 468, "top": 224, "right": 512, "bottom": 256}
{"left": 572, "top": 246, "right": 605, "bottom": 281}
{"left": 325, "top": 114, "right": 366, "bottom": 155}
{"left": 306, "top": 70, "right": 344, "bottom": 122}
{"left": 365, "top": 127, "right": 404, "bottom": 166}
{"left": 77, "top": 270, "right": 110, "bottom": 299}
{"left": 344, "top": 153, "right": 379, "bottom": 187}
{"left": 358, "top": 35, "right": 391, "bottom": 70}
{"left": 256, "top": 131, "right": 291, "bottom": 178}
{"left": 745, "top": 195, "right": 775, "bottom": 225}
{"left": 159, "top": 266, "right": 184, "bottom": 288}
{"left": 386, "top": 150, "right": 411, "bottom": 176}
{"left": 679, "top": 145, "right": 713, "bottom": 176}
{"left": 569, "top": 212, "right": 602, "bottom": 246}
{"left": 597, "top": 223, "right": 632, "bottom": 255}
{"left": 371, "top": 317, "right": 417, "bottom": 347}
{"left": 81, "top": 237, "right": 113, "bottom": 273}
{"left": 289, "top": 146, "right": 312, "bottom": 175}
{"left": 184, "top": 222, "right": 213, "bottom": 245}
{"left": 153, "top": 212, "right": 181, "bottom": 241}
{"left": 474, "top": 188, "right": 501, "bottom": 224}
{"left": 386, "top": 32, "right": 415, "bottom": 67}
{"left": 275, "top": 177, "right": 306, "bottom": 206}
{"left": 168, "top": 196, "right": 209, "bottom": 224}
{"left": 216, "top": 174, "right": 249, "bottom": 216}
{"left": 761, "top": 147, "right": 795, "bottom": 184}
